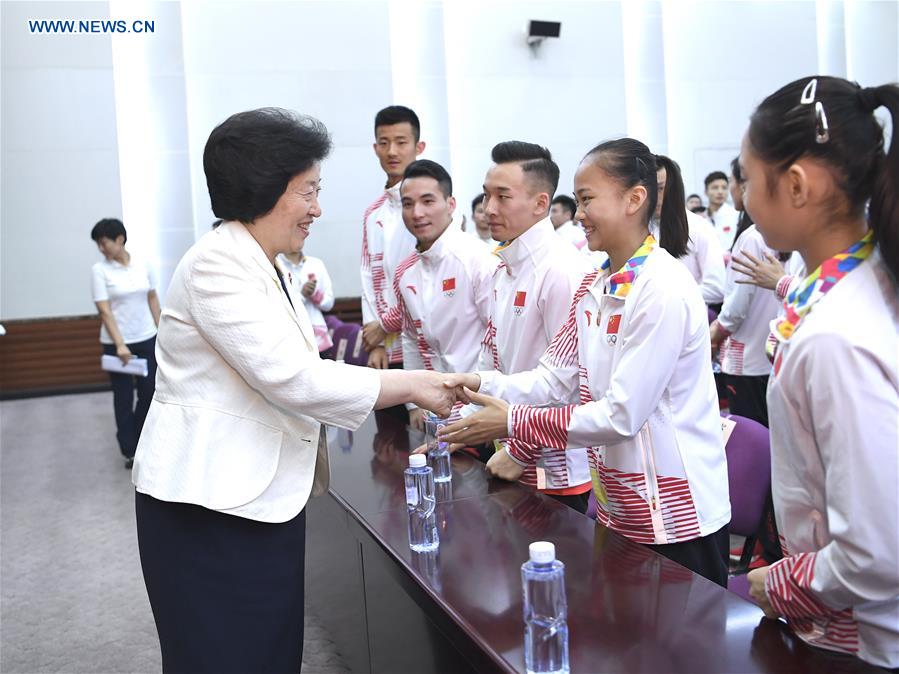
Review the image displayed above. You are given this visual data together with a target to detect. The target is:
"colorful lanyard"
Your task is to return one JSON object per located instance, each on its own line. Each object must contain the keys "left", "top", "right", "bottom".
{"left": 601, "top": 234, "right": 657, "bottom": 298}
{"left": 775, "top": 231, "right": 874, "bottom": 341}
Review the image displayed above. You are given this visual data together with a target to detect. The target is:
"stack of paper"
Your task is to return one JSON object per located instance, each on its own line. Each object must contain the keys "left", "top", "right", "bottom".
{"left": 101, "top": 355, "right": 149, "bottom": 377}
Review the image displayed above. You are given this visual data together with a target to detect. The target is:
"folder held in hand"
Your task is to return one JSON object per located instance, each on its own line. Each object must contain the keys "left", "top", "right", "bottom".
{"left": 101, "top": 354, "right": 149, "bottom": 377}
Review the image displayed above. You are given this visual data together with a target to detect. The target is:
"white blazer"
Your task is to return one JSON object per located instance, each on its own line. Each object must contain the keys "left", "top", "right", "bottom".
{"left": 133, "top": 221, "right": 381, "bottom": 523}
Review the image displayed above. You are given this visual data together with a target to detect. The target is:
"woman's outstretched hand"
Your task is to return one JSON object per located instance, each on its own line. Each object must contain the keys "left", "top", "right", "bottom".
{"left": 731, "top": 250, "right": 785, "bottom": 290}
{"left": 412, "top": 372, "right": 479, "bottom": 418}
{"left": 437, "top": 389, "right": 509, "bottom": 446}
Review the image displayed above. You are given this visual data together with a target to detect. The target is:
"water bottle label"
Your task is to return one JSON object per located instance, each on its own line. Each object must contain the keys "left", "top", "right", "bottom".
{"left": 405, "top": 486, "right": 418, "bottom": 506}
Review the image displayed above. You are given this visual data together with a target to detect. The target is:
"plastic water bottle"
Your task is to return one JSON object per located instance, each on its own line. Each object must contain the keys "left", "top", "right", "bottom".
{"left": 424, "top": 412, "right": 452, "bottom": 483}
{"left": 404, "top": 454, "right": 439, "bottom": 552}
{"left": 522, "top": 541, "right": 569, "bottom": 674}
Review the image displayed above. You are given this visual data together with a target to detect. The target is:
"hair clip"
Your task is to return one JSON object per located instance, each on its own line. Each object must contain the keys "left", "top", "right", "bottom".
{"left": 800, "top": 78, "right": 817, "bottom": 104}
{"left": 814, "top": 101, "right": 830, "bottom": 144}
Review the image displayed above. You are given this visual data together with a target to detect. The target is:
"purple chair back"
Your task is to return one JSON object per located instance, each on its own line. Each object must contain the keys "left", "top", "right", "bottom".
{"left": 586, "top": 490, "right": 597, "bottom": 520}
{"left": 329, "top": 323, "right": 368, "bottom": 366}
{"left": 723, "top": 414, "right": 772, "bottom": 537}
{"left": 319, "top": 315, "right": 344, "bottom": 361}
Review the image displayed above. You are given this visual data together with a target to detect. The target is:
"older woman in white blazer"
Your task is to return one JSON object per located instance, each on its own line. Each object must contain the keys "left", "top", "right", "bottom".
{"left": 132, "top": 108, "right": 460, "bottom": 674}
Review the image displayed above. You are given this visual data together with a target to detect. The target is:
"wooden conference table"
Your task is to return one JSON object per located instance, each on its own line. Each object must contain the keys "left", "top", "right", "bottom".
{"left": 305, "top": 411, "right": 882, "bottom": 674}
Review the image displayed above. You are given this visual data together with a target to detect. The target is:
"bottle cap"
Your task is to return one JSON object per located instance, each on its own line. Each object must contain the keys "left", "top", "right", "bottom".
{"left": 409, "top": 454, "right": 427, "bottom": 468}
{"left": 529, "top": 541, "right": 556, "bottom": 564}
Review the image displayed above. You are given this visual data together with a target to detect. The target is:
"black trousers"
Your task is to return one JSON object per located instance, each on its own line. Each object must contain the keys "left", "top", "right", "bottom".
{"left": 135, "top": 492, "right": 306, "bottom": 674}
{"left": 547, "top": 491, "right": 590, "bottom": 514}
{"left": 648, "top": 524, "right": 730, "bottom": 588}
{"left": 102, "top": 336, "right": 157, "bottom": 457}
{"left": 725, "top": 373, "right": 770, "bottom": 428}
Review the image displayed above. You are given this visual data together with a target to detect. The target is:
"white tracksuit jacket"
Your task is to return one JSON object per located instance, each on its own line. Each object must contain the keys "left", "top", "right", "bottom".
{"left": 716, "top": 225, "right": 782, "bottom": 376}
{"left": 481, "top": 241, "right": 731, "bottom": 544}
{"left": 764, "top": 250, "right": 899, "bottom": 668}
{"left": 478, "top": 217, "right": 595, "bottom": 492}
{"left": 381, "top": 228, "right": 497, "bottom": 377}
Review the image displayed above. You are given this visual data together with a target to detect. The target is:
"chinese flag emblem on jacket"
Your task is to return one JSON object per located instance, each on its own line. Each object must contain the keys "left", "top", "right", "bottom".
{"left": 606, "top": 314, "right": 621, "bottom": 334}
{"left": 513, "top": 291, "right": 527, "bottom": 315}
{"left": 442, "top": 278, "right": 456, "bottom": 296}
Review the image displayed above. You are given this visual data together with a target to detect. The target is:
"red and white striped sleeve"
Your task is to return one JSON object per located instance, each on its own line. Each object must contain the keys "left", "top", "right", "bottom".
{"left": 775, "top": 274, "right": 793, "bottom": 301}
{"left": 382, "top": 252, "right": 419, "bottom": 334}
{"left": 380, "top": 304, "right": 404, "bottom": 334}
{"left": 509, "top": 403, "right": 576, "bottom": 451}
{"left": 360, "top": 195, "right": 388, "bottom": 326}
{"left": 764, "top": 553, "right": 833, "bottom": 619}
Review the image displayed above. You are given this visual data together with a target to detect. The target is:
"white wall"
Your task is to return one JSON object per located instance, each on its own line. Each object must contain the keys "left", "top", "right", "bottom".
{"left": 1, "top": 1, "right": 123, "bottom": 320}
{"left": 180, "top": 0, "right": 396, "bottom": 300}
{"left": 444, "top": 1, "right": 628, "bottom": 206}
{"left": 663, "top": 0, "right": 821, "bottom": 195}
{"left": 2, "top": 0, "right": 897, "bottom": 319}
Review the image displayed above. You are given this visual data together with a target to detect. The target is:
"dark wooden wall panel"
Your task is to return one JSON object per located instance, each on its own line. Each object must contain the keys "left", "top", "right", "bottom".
{"left": 0, "top": 297, "right": 363, "bottom": 399}
{"left": 0, "top": 316, "right": 108, "bottom": 399}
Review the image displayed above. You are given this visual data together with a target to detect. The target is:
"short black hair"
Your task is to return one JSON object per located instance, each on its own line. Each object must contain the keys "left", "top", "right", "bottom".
{"left": 491, "top": 141, "right": 559, "bottom": 196}
{"left": 704, "top": 171, "right": 728, "bottom": 188}
{"left": 686, "top": 193, "right": 702, "bottom": 201}
{"left": 203, "top": 108, "right": 331, "bottom": 224}
{"left": 374, "top": 105, "right": 421, "bottom": 142}
{"left": 551, "top": 195, "right": 576, "bottom": 218}
{"left": 471, "top": 193, "right": 485, "bottom": 212}
{"left": 402, "top": 159, "right": 453, "bottom": 198}
{"left": 91, "top": 218, "right": 127, "bottom": 244}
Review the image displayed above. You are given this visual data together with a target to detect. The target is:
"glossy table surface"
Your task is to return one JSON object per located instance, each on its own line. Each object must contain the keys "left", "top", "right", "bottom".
{"left": 322, "top": 411, "right": 881, "bottom": 674}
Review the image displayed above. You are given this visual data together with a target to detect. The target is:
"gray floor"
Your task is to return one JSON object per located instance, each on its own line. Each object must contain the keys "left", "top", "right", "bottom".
{"left": 1, "top": 392, "right": 349, "bottom": 674}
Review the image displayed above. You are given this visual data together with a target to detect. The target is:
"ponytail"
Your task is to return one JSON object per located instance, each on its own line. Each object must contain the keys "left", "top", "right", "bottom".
{"left": 654, "top": 155, "right": 690, "bottom": 258}
{"left": 866, "top": 84, "right": 899, "bottom": 284}
{"left": 749, "top": 76, "right": 899, "bottom": 285}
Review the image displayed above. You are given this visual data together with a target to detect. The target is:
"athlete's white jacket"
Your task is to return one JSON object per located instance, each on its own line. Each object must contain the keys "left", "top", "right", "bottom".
{"left": 360, "top": 182, "right": 417, "bottom": 364}
{"left": 709, "top": 202, "right": 740, "bottom": 251}
{"left": 765, "top": 251, "right": 899, "bottom": 668}
{"left": 477, "top": 218, "right": 595, "bottom": 492}
{"left": 380, "top": 228, "right": 497, "bottom": 382}
{"left": 480, "top": 218, "right": 594, "bottom": 374}
{"left": 715, "top": 225, "right": 781, "bottom": 376}
{"left": 482, "top": 243, "right": 731, "bottom": 545}
{"left": 278, "top": 254, "right": 335, "bottom": 353}
{"left": 650, "top": 211, "right": 725, "bottom": 304}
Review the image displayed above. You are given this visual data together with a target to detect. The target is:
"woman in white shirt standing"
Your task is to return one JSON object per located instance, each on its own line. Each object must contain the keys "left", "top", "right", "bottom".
{"left": 278, "top": 248, "right": 335, "bottom": 353}
{"left": 441, "top": 139, "right": 732, "bottom": 586}
{"left": 90, "top": 218, "right": 160, "bottom": 469}
{"left": 743, "top": 77, "right": 899, "bottom": 670}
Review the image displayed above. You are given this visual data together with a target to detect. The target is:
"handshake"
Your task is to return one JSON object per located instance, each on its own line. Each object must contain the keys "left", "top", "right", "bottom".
{"left": 409, "top": 371, "right": 481, "bottom": 418}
